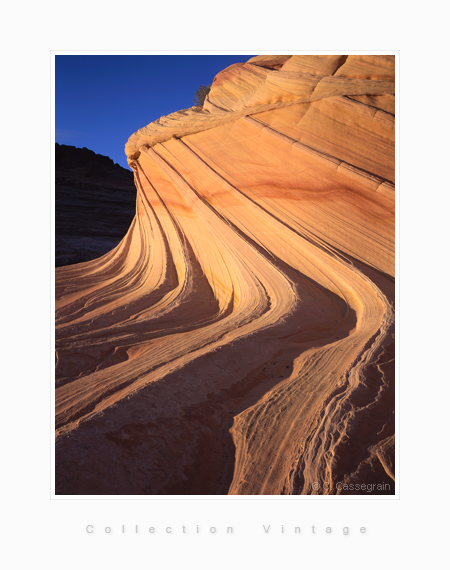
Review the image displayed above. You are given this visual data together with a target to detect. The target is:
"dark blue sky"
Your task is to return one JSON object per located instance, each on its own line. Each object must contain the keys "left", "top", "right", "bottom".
{"left": 55, "top": 55, "right": 256, "bottom": 170}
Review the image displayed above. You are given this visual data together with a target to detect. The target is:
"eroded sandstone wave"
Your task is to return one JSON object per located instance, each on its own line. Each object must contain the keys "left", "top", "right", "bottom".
{"left": 55, "top": 55, "right": 395, "bottom": 495}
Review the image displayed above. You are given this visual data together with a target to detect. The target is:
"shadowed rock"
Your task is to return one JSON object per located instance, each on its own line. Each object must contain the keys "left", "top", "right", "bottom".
{"left": 55, "top": 144, "right": 136, "bottom": 267}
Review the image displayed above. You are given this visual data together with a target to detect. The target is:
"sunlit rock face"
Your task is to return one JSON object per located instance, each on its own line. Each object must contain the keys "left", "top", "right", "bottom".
{"left": 55, "top": 55, "right": 395, "bottom": 495}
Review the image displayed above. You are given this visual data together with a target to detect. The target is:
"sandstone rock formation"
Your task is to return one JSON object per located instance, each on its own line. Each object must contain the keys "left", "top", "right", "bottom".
{"left": 55, "top": 144, "right": 136, "bottom": 266}
{"left": 55, "top": 55, "right": 395, "bottom": 495}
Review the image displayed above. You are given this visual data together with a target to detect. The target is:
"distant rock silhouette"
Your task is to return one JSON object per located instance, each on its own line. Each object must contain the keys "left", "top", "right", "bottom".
{"left": 55, "top": 143, "right": 136, "bottom": 266}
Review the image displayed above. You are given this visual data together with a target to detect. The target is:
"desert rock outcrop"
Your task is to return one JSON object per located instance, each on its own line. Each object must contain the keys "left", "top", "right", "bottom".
{"left": 55, "top": 55, "right": 395, "bottom": 495}
{"left": 55, "top": 144, "right": 136, "bottom": 266}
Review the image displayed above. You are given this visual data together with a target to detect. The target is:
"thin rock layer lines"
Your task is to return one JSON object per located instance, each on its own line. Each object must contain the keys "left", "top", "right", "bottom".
{"left": 55, "top": 55, "right": 395, "bottom": 495}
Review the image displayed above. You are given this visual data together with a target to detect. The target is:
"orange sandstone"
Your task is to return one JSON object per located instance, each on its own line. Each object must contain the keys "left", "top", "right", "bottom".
{"left": 55, "top": 55, "right": 395, "bottom": 495}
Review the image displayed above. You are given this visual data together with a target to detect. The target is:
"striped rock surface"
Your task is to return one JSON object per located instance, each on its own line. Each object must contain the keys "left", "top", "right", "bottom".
{"left": 55, "top": 55, "right": 395, "bottom": 495}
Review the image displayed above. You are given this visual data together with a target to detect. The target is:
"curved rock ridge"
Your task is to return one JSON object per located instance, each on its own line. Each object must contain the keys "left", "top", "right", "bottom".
{"left": 125, "top": 54, "right": 394, "bottom": 164}
{"left": 55, "top": 54, "right": 395, "bottom": 495}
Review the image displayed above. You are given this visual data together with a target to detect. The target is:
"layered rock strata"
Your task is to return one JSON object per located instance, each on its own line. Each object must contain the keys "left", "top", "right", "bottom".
{"left": 55, "top": 55, "right": 395, "bottom": 495}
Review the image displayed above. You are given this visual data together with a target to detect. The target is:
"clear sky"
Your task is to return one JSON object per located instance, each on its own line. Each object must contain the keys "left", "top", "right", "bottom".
{"left": 55, "top": 54, "right": 256, "bottom": 170}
